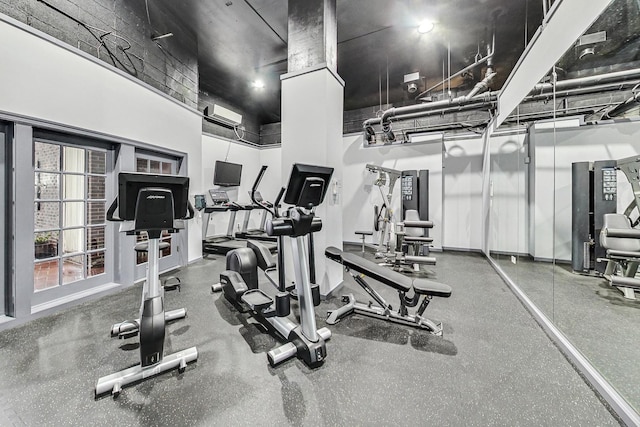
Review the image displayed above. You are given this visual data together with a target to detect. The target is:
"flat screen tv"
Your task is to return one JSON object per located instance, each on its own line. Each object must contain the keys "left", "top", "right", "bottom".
{"left": 118, "top": 172, "right": 190, "bottom": 221}
{"left": 214, "top": 161, "right": 242, "bottom": 187}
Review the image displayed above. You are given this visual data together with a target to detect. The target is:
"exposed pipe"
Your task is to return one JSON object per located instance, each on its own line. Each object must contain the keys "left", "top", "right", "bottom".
{"left": 603, "top": 91, "right": 640, "bottom": 119}
{"left": 532, "top": 69, "right": 640, "bottom": 93}
{"left": 377, "top": 91, "right": 498, "bottom": 141}
{"left": 414, "top": 51, "right": 494, "bottom": 101}
{"left": 365, "top": 68, "right": 640, "bottom": 143}
{"left": 415, "top": 31, "right": 496, "bottom": 101}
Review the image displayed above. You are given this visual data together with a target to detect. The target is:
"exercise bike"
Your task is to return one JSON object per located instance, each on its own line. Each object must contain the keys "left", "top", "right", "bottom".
{"left": 95, "top": 173, "right": 198, "bottom": 398}
{"left": 212, "top": 163, "right": 333, "bottom": 367}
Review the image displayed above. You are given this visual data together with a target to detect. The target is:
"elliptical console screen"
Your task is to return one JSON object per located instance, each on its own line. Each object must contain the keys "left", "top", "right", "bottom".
{"left": 118, "top": 172, "right": 190, "bottom": 220}
{"left": 284, "top": 163, "right": 334, "bottom": 207}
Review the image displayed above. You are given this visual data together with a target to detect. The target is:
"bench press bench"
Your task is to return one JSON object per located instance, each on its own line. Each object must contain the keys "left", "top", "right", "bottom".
{"left": 325, "top": 246, "right": 451, "bottom": 335}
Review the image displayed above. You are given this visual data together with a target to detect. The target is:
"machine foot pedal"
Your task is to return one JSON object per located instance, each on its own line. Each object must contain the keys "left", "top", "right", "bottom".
{"left": 163, "top": 277, "right": 181, "bottom": 292}
{"left": 241, "top": 289, "right": 273, "bottom": 311}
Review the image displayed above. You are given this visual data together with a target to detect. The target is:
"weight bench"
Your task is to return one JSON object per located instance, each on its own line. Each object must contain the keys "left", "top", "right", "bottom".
{"left": 325, "top": 246, "right": 451, "bottom": 335}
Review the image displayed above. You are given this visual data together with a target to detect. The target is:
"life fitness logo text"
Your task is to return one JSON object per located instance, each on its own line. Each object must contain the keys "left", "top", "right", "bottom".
{"left": 146, "top": 195, "right": 166, "bottom": 199}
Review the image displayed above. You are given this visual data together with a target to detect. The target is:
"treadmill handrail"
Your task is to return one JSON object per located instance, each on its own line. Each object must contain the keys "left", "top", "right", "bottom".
{"left": 250, "top": 165, "right": 278, "bottom": 218}
{"left": 273, "top": 187, "right": 286, "bottom": 218}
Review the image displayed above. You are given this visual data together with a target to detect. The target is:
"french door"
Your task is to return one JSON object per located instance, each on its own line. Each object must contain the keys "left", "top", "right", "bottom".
{"left": 32, "top": 139, "right": 113, "bottom": 306}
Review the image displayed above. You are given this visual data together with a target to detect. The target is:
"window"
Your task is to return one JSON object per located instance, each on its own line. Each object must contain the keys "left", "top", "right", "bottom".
{"left": 134, "top": 155, "right": 176, "bottom": 264}
{"left": 34, "top": 142, "right": 107, "bottom": 291}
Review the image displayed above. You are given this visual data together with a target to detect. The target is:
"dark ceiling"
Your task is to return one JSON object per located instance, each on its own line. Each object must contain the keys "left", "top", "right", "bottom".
{"left": 144, "top": 0, "right": 639, "bottom": 126}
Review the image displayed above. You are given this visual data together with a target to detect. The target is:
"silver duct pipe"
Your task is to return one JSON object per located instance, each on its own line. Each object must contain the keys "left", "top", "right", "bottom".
{"left": 414, "top": 35, "right": 496, "bottom": 101}
{"left": 377, "top": 91, "right": 498, "bottom": 141}
{"left": 413, "top": 51, "right": 494, "bottom": 101}
{"left": 603, "top": 90, "right": 640, "bottom": 119}
{"left": 465, "top": 70, "right": 497, "bottom": 101}
{"left": 364, "top": 68, "right": 640, "bottom": 142}
{"left": 532, "top": 68, "right": 640, "bottom": 93}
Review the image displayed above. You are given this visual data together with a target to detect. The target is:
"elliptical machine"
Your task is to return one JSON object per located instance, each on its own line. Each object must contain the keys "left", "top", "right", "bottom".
{"left": 212, "top": 163, "right": 334, "bottom": 367}
{"left": 95, "top": 173, "right": 198, "bottom": 398}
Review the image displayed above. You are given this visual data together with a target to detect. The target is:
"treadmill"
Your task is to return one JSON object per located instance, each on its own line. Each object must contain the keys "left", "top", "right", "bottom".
{"left": 235, "top": 190, "right": 277, "bottom": 243}
{"left": 202, "top": 189, "right": 276, "bottom": 255}
{"left": 202, "top": 189, "right": 248, "bottom": 255}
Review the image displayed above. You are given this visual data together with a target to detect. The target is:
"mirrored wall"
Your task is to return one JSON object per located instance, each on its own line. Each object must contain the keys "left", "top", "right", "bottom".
{"left": 489, "top": 0, "right": 640, "bottom": 416}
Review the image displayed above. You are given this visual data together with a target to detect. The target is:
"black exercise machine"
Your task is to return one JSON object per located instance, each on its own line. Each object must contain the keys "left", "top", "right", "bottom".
{"left": 236, "top": 190, "right": 277, "bottom": 243}
{"left": 201, "top": 189, "right": 252, "bottom": 255}
{"left": 365, "top": 164, "right": 437, "bottom": 272}
{"left": 325, "top": 247, "right": 451, "bottom": 335}
{"left": 212, "top": 163, "right": 334, "bottom": 367}
{"left": 108, "top": 240, "right": 185, "bottom": 339}
{"left": 95, "top": 173, "right": 198, "bottom": 398}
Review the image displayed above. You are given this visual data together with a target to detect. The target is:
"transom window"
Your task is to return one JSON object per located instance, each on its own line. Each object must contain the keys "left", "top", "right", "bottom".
{"left": 135, "top": 155, "right": 176, "bottom": 264}
{"left": 34, "top": 142, "right": 107, "bottom": 291}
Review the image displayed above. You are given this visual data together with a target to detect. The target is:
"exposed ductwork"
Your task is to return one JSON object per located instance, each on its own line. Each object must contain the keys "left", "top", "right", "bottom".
{"left": 375, "top": 91, "right": 499, "bottom": 142}
{"left": 602, "top": 86, "right": 640, "bottom": 119}
{"left": 364, "top": 68, "right": 640, "bottom": 143}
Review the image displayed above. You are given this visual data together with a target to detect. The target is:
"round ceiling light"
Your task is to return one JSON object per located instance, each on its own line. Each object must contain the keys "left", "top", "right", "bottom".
{"left": 417, "top": 20, "right": 435, "bottom": 34}
{"left": 252, "top": 80, "right": 265, "bottom": 89}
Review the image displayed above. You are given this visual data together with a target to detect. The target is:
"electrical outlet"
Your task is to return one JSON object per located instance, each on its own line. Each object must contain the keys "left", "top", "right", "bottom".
{"left": 511, "top": 255, "right": 516, "bottom": 264}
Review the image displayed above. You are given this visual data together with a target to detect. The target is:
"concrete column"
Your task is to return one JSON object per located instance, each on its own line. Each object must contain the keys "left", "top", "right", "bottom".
{"left": 281, "top": 0, "right": 343, "bottom": 295}
{"left": 287, "top": 0, "right": 337, "bottom": 73}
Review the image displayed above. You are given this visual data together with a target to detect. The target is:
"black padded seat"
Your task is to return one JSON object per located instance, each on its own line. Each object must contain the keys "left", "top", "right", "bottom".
{"left": 134, "top": 241, "right": 171, "bottom": 252}
{"left": 355, "top": 230, "right": 373, "bottom": 236}
{"left": 403, "top": 220, "right": 434, "bottom": 229}
{"left": 404, "top": 236, "right": 434, "bottom": 243}
{"left": 325, "top": 246, "right": 343, "bottom": 263}
{"left": 340, "top": 251, "right": 412, "bottom": 292}
{"left": 327, "top": 247, "right": 452, "bottom": 297}
{"left": 412, "top": 278, "right": 452, "bottom": 298}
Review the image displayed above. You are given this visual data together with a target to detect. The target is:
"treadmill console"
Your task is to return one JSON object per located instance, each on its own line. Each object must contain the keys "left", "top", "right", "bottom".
{"left": 209, "top": 189, "right": 230, "bottom": 205}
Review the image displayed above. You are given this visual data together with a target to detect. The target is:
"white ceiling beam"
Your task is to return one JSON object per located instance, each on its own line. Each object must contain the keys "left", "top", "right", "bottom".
{"left": 496, "top": 0, "right": 613, "bottom": 127}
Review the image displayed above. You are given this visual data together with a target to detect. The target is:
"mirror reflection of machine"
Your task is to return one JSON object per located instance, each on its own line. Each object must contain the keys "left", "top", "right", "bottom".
{"left": 598, "top": 155, "right": 640, "bottom": 299}
{"left": 572, "top": 161, "right": 617, "bottom": 274}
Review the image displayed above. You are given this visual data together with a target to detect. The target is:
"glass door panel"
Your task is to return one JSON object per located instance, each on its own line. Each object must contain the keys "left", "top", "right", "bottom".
{"left": 33, "top": 141, "right": 108, "bottom": 292}
{"left": 0, "top": 126, "right": 6, "bottom": 315}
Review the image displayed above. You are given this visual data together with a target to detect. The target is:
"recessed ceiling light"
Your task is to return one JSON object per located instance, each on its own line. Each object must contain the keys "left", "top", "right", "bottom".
{"left": 417, "top": 20, "right": 435, "bottom": 34}
{"left": 252, "top": 79, "right": 265, "bottom": 89}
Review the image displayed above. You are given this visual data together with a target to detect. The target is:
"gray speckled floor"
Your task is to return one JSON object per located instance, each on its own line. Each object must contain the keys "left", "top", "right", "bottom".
{"left": 496, "top": 255, "right": 640, "bottom": 415}
{"left": 0, "top": 247, "right": 621, "bottom": 426}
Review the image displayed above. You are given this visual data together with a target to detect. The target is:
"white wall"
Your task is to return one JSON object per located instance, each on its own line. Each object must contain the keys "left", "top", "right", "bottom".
{"left": 489, "top": 132, "right": 528, "bottom": 255}
{"left": 258, "top": 147, "right": 283, "bottom": 202}
{"left": 531, "top": 120, "right": 640, "bottom": 261}
{"left": 443, "top": 136, "right": 485, "bottom": 250}
{"left": 342, "top": 134, "right": 444, "bottom": 249}
{"left": 0, "top": 17, "right": 204, "bottom": 262}
{"left": 201, "top": 135, "right": 263, "bottom": 239}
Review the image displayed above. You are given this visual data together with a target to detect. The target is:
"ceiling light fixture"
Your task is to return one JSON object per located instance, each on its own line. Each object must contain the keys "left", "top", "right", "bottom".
{"left": 252, "top": 80, "right": 265, "bottom": 89}
{"left": 417, "top": 20, "right": 435, "bottom": 34}
{"left": 151, "top": 32, "right": 174, "bottom": 41}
